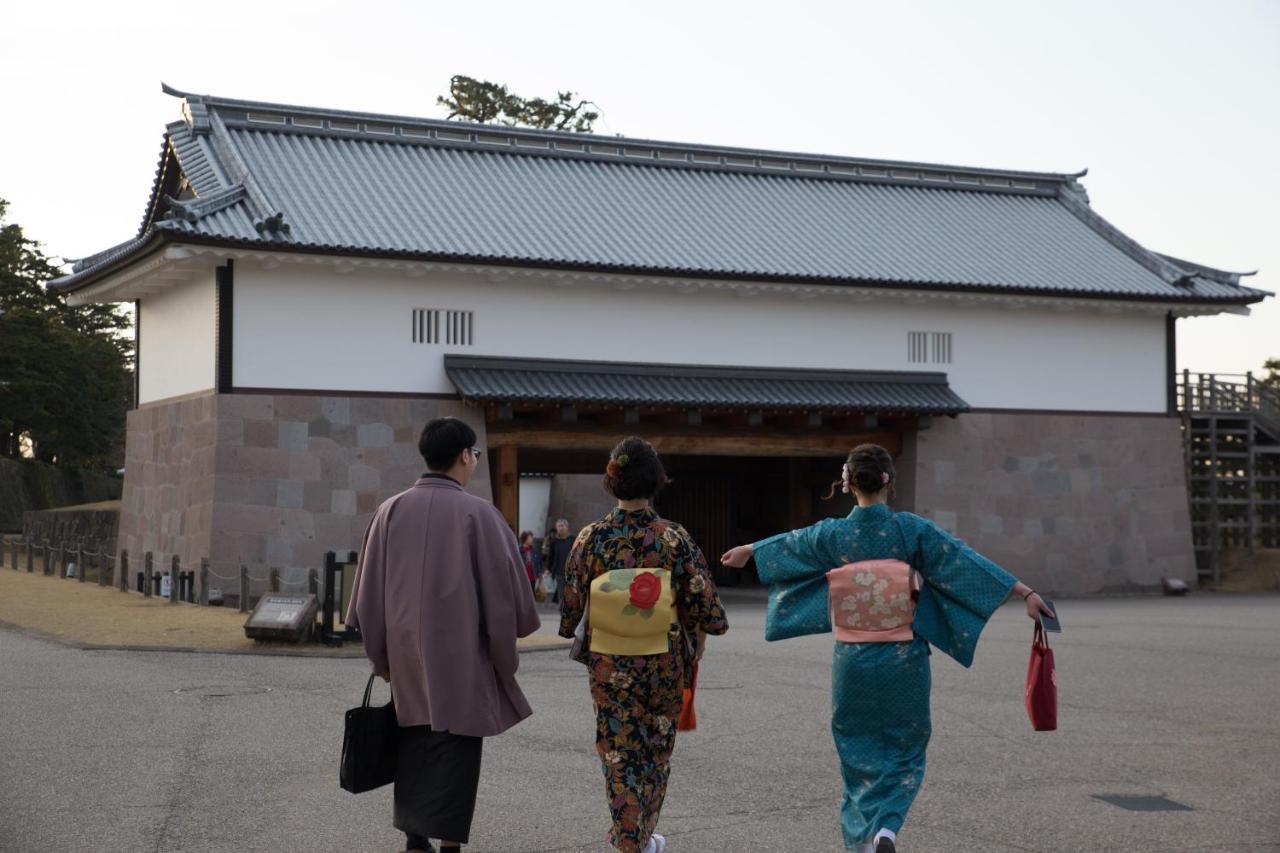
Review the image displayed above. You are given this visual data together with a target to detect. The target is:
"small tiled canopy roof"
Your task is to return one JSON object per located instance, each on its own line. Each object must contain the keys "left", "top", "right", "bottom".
{"left": 444, "top": 356, "right": 970, "bottom": 415}
{"left": 52, "top": 84, "right": 1267, "bottom": 310}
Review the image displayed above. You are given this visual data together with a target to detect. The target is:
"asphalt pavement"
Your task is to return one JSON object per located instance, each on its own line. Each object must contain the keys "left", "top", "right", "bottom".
{"left": 1, "top": 593, "right": 1277, "bottom": 852}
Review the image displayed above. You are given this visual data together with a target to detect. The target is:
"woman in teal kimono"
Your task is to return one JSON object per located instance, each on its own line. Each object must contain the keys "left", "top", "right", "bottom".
{"left": 721, "top": 444, "right": 1054, "bottom": 853}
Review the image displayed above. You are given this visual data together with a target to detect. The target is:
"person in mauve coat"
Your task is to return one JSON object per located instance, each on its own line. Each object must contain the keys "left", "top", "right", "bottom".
{"left": 346, "top": 417, "right": 541, "bottom": 853}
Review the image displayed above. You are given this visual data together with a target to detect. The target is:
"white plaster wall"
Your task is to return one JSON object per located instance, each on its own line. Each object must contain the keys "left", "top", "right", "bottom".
{"left": 518, "top": 476, "right": 552, "bottom": 535}
{"left": 138, "top": 273, "right": 216, "bottom": 404}
{"left": 231, "top": 264, "right": 1169, "bottom": 412}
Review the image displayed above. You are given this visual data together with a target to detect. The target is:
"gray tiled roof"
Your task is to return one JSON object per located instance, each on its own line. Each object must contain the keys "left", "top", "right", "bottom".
{"left": 51, "top": 86, "right": 1267, "bottom": 307}
{"left": 445, "top": 356, "right": 970, "bottom": 415}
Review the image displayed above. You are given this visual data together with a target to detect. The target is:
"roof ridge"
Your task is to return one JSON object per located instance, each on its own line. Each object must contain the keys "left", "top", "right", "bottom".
{"left": 160, "top": 83, "right": 1083, "bottom": 195}
{"left": 1053, "top": 187, "right": 1200, "bottom": 288}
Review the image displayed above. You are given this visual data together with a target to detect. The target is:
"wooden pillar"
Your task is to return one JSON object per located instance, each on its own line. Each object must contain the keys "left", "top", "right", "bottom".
{"left": 787, "top": 458, "right": 811, "bottom": 531}
{"left": 494, "top": 445, "right": 519, "bottom": 532}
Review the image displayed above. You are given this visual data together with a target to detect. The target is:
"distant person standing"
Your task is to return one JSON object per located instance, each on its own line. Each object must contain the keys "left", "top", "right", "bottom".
{"left": 519, "top": 530, "right": 541, "bottom": 590}
{"left": 543, "top": 517, "right": 573, "bottom": 603}
{"left": 347, "top": 417, "right": 541, "bottom": 853}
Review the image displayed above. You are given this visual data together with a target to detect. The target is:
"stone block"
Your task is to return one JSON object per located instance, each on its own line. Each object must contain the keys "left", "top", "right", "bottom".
{"left": 979, "top": 515, "right": 1004, "bottom": 535}
{"left": 242, "top": 419, "right": 277, "bottom": 448}
{"left": 357, "top": 491, "right": 379, "bottom": 514}
{"left": 357, "top": 423, "right": 394, "bottom": 448}
{"left": 277, "top": 480, "right": 304, "bottom": 509}
{"left": 265, "top": 535, "right": 293, "bottom": 567}
{"left": 278, "top": 421, "right": 309, "bottom": 453}
{"left": 308, "top": 417, "right": 331, "bottom": 438}
{"left": 223, "top": 446, "right": 290, "bottom": 478}
{"left": 933, "top": 460, "right": 956, "bottom": 486}
{"left": 321, "top": 397, "right": 351, "bottom": 425}
{"left": 280, "top": 508, "right": 316, "bottom": 541}
{"left": 289, "top": 453, "right": 322, "bottom": 482}
{"left": 349, "top": 464, "right": 381, "bottom": 492}
{"left": 304, "top": 482, "right": 333, "bottom": 513}
{"left": 219, "top": 394, "right": 275, "bottom": 422}
{"left": 331, "top": 490, "right": 357, "bottom": 515}
{"left": 275, "top": 395, "right": 322, "bottom": 422}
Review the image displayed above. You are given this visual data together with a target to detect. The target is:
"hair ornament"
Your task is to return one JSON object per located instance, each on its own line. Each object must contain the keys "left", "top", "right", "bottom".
{"left": 881, "top": 471, "right": 891, "bottom": 485}
{"left": 616, "top": 453, "right": 630, "bottom": 468}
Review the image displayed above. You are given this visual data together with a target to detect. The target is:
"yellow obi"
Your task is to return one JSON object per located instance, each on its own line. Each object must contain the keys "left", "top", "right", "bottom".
{"left": 588, "top": 569, "right": 676, "bottom": 655}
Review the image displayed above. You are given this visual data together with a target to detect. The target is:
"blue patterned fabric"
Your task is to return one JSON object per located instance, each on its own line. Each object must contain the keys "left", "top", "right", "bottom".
{"left": 832, "top": 638, "right": 931, "bottom": 847}
{"left": 753, "top": 503, "right": 1017, "bottom": 848}
{"left": 764, "top": 573, "right": 831, "bottom": 641}
{"left": 754, "top": 504, "right": 1016, "bottom": 666}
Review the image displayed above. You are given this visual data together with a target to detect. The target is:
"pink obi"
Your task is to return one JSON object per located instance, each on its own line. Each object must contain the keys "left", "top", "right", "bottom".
{"left": 826, "top": 560, "right": 917, "bottom": 643}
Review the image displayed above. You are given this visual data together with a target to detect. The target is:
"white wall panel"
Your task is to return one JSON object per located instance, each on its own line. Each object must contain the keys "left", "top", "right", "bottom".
{"left": 138, "top": 274, "right": 216, "bottom": 404}
{"left": 231, "top": 264, "right": 1168, "bottom": 413}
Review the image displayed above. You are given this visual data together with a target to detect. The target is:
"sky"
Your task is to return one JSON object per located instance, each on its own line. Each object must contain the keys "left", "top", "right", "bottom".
{"left": 2, "top": 0, "right": 1276, "bottom": 375}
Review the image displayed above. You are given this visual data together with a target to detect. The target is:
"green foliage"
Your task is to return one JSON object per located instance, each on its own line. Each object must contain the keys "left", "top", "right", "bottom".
{"left": 437, "top": 75, "right": 600, "bottom": 133}
{"left": 1261, "top": 358, "right": 1280, "bottom": 389}
{"left": 0, "top": 198, "right": 132, "bottom": 467}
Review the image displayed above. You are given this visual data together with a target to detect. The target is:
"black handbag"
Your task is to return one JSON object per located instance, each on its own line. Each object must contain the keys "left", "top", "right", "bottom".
{"left": 339, "top": 673, "right": 399, "bottom": 793}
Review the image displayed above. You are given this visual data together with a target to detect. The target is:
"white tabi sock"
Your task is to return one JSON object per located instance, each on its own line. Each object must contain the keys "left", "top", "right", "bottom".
{"left": 874, "top": 828, "right": 897, "bottom": 845}
{"left": 856, "top": 843, "right": 875, "bottom": 853}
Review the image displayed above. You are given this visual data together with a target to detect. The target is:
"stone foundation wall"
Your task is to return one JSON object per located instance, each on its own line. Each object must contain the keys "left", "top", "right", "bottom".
{"left": 117, "top": 392, "right": 489, "bottom": 592}
{"left": 907, "top": 412, "right": 1195, "bottom": 595}
{"left": 118, "top": 392, "right": 219, "bottom": 574}
{"left": 22, "top": 502, "right": 120, "bottom": 554}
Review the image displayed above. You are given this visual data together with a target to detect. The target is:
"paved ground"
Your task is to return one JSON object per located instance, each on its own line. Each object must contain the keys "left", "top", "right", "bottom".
{"left": 1, "top": 592, "right": 1277, "bottom": 852}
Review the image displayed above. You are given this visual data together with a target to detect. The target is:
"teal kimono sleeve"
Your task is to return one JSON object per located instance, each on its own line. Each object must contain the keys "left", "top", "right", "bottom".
{"left": 753, "top": 518, "right": 840, "bottom": 584}
{"left": 898, "top": 513, "right": 1017, "bottom": 667}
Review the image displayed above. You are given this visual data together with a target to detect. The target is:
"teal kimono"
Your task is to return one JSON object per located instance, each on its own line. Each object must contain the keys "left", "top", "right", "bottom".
{"left": 753, "top": 503, "right": 1016, "bottom": 850}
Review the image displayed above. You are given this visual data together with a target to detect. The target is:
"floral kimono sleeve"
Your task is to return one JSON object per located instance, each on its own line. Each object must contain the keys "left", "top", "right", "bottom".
{"left": 899, "top": 513, "right": 1017, "bottom": 667}
{"left": 557, "top": 527, "right": 595, "bottom": 639}
{"left": 672, "top": 533, "right": 728, "bottom": 639}
{"left": 752, "top": 518, "right": 841, "bottom": 585}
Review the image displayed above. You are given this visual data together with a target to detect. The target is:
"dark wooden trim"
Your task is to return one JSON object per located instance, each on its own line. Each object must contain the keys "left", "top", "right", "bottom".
{"left": 968, "top": 407, "right": 1176, "bottom": 418}
{"left": 223, "top": 387, "right": 461, "bottom": 400}
{"left": 133, "top": 299, "right": 141, "bottom": 409}
{"left": 1166, "top": 312, "right": 1177, "bottom": 415}
{"left": 215, "top": 260, "right": 234, "bottom": 392}
{"left": 486, "top": 423, "right": 902, "bottom": 458}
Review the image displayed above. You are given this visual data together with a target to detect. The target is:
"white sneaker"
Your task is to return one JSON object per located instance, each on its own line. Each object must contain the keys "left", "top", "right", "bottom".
{"left": 642, "top": 834, "right": 667, "bottom": 853}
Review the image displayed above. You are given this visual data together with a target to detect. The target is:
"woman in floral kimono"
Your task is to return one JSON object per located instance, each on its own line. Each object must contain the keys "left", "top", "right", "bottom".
{"left": 560, "top": 436, "right": 729, "bottom": 853}
{"left": 721, "top": 444, "right": 1053, "bottom": 853}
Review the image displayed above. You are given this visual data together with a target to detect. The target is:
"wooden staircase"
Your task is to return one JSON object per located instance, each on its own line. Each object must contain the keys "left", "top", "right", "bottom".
{"left": 1180, "top": 372, "right": 1280, "bottom": 582}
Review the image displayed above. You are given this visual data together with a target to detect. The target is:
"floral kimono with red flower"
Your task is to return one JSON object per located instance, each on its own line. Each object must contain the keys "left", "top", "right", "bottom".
{"left": 560, "top": 506, "right": 728, "bottom": 853}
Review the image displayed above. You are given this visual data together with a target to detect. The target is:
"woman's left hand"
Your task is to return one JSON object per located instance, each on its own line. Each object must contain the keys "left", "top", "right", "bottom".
{"left": 1025, "top": 592, "right": 1055, "bottom": 622}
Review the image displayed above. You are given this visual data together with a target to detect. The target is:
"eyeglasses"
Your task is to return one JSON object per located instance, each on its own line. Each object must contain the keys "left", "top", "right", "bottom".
{"left": 468, "top": 448, "right": 483, "bottom": 460}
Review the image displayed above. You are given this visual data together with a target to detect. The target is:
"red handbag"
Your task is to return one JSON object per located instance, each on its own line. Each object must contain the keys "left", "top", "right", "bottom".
{"left": 1025, "top": 622, "right": 1058, "bottom": 731}
{"left": 678, "top": 663, "right": 698, "bottom": 732}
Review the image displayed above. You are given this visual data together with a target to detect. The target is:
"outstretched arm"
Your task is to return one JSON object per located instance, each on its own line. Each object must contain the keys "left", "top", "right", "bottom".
{"left": 722, "top": 518, "right": 839, "bottom": 584}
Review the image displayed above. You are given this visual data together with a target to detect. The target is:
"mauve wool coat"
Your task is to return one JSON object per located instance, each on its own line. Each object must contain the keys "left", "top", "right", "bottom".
{"left": 346, "top": 477, "right": 541, "bottom": 737}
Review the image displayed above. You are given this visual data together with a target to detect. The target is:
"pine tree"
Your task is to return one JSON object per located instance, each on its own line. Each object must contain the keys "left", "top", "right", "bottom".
{"left": 437, "top": 75, "right": 600, "bottom": 133}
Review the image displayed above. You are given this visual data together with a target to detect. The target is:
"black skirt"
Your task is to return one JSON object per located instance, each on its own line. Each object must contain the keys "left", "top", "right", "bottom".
{"left": 393, "top": 725, "right": 484, "bottom": 844}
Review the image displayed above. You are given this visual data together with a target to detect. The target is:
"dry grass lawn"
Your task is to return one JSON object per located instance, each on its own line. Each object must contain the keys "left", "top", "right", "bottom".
{"left": 0, "top": 568, "right": 567, "bottom": 654}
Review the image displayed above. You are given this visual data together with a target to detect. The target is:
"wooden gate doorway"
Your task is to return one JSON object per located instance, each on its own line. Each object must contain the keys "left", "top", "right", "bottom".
{"left": 654, "top": 454, "right": 857, "bottom": 585}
